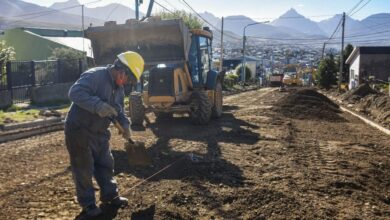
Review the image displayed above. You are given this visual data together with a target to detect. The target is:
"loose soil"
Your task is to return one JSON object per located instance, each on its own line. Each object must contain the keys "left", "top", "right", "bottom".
{"left": 325, "top": 84, "right": 390, "bottom": 129}
{"left": 0, "top": 88, "right": 389, "bottom": 219}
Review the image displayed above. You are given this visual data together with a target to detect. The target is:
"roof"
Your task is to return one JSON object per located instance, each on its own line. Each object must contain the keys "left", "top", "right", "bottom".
{"left": 23, "top": 27, "right": 83, "bottom": 37}
{"left": 42, "top": 36, "right": 94, "bottom": 58}
{"left": 346, "top": 46, "right": 390, "bottom": 64}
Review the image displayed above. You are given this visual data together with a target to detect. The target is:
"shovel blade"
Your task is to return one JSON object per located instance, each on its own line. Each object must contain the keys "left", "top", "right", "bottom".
{"left": 125, "top": 141, "right": 152, "bottom": 166}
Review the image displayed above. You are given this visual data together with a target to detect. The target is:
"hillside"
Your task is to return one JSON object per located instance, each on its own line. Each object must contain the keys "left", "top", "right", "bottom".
{"left": 50, "top": 0, "right": 141, "bottom": 24}
{"left": 0, "top": 0, "right": 103, "bottom": 29}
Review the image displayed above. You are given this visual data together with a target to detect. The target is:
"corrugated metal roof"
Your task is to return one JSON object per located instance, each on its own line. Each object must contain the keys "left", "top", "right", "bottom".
{"left": 42, "top": 36, "right": 94, "bottom": 58}
{"left": 24, "top": 27, "right": 83, "bottom": 37}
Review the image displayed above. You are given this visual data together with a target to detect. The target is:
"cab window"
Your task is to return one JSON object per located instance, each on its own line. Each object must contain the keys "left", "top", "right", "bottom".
{"left": 199, "top": 37, "right": 211, "bottom": 84}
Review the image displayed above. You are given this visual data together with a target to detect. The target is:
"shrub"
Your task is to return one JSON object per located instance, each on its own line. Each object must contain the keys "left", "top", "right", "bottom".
{"left": 235, "top": 64, "right": 252, "bottom": 81}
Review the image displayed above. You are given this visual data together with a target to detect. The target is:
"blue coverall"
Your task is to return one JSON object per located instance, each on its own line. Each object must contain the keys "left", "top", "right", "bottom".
{"left": 64, "top": 65, "right": 130, "bottom": 208}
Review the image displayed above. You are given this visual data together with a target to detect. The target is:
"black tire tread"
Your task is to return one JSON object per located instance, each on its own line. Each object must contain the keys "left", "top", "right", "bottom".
{"left": 190, "top": 90, "right": 212, "bottom": 125}
{"left": 212, "top": 81, "right": 223, "bottom": 118}
{"left": 129, "top": 93, "right": 145, "bottom": 126}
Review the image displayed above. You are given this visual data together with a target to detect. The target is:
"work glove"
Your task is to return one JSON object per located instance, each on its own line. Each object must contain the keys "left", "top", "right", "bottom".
{"left": 96, "top": 102, "right": 118, "bottom": 118}
{"left": 121, "top": 127, "right": 131, "bottom": 140}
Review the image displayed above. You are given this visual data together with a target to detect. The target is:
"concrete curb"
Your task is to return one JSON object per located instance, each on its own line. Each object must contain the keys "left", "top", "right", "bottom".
{"left": 320, "top": 91, "right": 390, "bottom": 136}
{"left": 0, "top": 117, "right": 63, "bottom": 131}
{"left": 340, "top": 106, "right": 390, "bottom": 135}
{"left": 0, "top": 122, "right": 64, "bottom": 143}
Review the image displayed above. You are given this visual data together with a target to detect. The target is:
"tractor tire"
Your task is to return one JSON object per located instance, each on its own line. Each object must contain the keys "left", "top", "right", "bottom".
{"left": 189, "top": 90, "right": 212, "bottom": 125}
{"left": 212, "top": 80, "right": 223, "bottom": 118}
{"left": 129, "top": 92, "right": 145, "bottom": 126}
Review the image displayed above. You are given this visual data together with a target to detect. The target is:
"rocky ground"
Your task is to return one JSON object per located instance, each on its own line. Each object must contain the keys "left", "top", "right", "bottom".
{"left": 0, "top": 88, "right": 389, "bottom": 219}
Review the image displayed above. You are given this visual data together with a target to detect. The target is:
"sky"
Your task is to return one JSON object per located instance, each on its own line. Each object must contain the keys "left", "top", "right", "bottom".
{"left": 22, "top": 0, "right": 390, "bottom": 21}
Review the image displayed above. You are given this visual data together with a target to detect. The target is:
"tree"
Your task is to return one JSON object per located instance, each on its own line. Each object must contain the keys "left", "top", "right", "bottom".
{"left": 49, "top": 47, "right": 86, "bottom": 82}
{"left": 49, "top": 47, "right": 85, "bottom": 60}
{"left": 155, "top": 10, "right": 204, "bottom": 29}
{"left": 343, "top": 44, "right": 354, "bottom": 82}
{"left": 317, "top": 54, "right": 337, "bottom": 89}
{"left": 235, "top": 64, "right": 252, "bottom": 81}
{"left": 336, "top": 43, "right": 354, "bottom": 83}
{"left": 0, "top": 41, "right": 15, "bottom": 75}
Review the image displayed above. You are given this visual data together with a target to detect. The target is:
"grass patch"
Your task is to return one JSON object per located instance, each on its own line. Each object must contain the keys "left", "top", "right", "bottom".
{"left": 0, "top": 103, "right": 71, "bottom": 125}
{"left": 0, "top": 109, "right": 40, "bottom": 125}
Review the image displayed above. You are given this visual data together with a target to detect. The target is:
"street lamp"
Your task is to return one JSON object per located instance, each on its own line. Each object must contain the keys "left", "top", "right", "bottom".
{"left": 242, "top": 21, "right": 269, "bottom": 82}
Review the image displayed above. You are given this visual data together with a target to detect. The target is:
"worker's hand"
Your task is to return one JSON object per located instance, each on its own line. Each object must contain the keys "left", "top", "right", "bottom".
{"left": 96, "top": 102, "right": 118, "bottom": 118}
{"left": 121, "top": 128, "right": 131, "bottom": 140}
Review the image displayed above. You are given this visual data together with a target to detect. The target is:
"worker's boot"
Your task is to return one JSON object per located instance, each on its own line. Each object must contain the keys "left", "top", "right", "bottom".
{"left": 82, "top": 204, "right": 102, "bottom": 217}
{"left": 107, "top": 196, "right": 128, "bottom": 208}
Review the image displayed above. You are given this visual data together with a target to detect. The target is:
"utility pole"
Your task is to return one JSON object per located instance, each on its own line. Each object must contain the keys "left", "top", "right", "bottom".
{"left": 242, "top": 34, "right": 246, "bottom": 82}
{"left": 82, "top": 4, "right": 85, "bottom": 54}
{"left": 220, "top": 17, "right": 224, "bottom": 71}
{"left": 146, "top": 0, "right": 154, "bottom": 18}
{"left": 135, "top": 0, "right": 139, "bottom": 20}
{"left": 242, "top": 21, "right": 269, "bottom": 82}
{"left": 338, "top": 12, "right": 346, "bottom": 91}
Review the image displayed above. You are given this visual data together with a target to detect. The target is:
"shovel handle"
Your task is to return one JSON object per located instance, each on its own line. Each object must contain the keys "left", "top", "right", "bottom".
{"left": 112, "top": 118, "right": 125, "bottom": 134}
{"left": 111, "top": 117, "right": 135, "bottom": 144}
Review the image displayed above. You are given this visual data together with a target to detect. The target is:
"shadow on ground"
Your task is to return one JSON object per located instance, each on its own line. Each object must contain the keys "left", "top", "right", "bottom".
{"left": 112, "top": 106, "right": 260, "bottom": 188}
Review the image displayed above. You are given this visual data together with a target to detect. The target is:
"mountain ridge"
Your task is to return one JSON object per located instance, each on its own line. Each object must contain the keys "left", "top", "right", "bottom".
{"left": 2, "top": 1, "right": 390, "bottom": 46}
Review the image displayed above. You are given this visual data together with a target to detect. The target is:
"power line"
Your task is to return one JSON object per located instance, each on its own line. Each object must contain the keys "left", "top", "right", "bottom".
{"left": 247, "top": 38, "right": 390, "bottom": 45}
{"left": 347, "top": 0, "right": 365, "bottom": 15}
{"left": 9, "top": 0, "right": 102, "bottom": 18}
{"left": 224, "top": 14, "right": 335, "bottom": 21}
{"left": 105, "top": 4, "right": 120, "bottom": 21}
{"left": 246, "top": 26, "right": 390, "bottom": 41}
{"left": 176, "top": 0, "right": 241, "bottom": 40}
{"left": 6, "top": 0, "right": 102, "bottom": 26}
{"left": 160, "top": 0, "right": 181, "bottom": 11}
{"left": 350, "top": 0, "right": 372, "bottom": 17}
{"left": 326, "top": 17, "right": 343, "bottom": 42}
{"left": 180, "top": 0, "right": 216, "bottom": 29}
{"left": 154, "top": 0, "right": 175, "bottom": 14}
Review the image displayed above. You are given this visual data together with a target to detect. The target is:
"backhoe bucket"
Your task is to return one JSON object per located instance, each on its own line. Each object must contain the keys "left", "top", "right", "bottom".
{"left": 85, "top": 18, "right": 191, "bottom": 66}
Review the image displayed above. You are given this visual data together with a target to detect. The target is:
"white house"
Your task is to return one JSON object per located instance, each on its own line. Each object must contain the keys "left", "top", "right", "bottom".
{"left": 346, "top": 46, "right": 390, "bottom": 90}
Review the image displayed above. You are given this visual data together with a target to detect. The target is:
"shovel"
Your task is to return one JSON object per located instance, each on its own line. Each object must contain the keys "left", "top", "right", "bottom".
{"left": 111, "top": 118, "right": 152, "bottom": 166}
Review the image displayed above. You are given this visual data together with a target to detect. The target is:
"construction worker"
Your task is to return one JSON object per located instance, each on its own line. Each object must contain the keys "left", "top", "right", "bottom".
{"left": 64, "top": 51, "right": 144, "bottom": 217}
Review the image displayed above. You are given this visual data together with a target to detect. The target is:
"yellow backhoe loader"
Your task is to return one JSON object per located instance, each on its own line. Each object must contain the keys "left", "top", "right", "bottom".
{"left": 86, "top": 18, "right": 223, "bottom": 125}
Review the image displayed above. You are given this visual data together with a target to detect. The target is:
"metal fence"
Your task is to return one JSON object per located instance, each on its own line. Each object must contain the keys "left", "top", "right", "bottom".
{"left": 0, "top": 58, "right": 87, "bottom": 104}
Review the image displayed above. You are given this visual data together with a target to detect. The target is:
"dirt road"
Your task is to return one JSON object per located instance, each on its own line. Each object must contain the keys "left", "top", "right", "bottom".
{"left": 0, "top": 88, "right": 389, "bottom": 219}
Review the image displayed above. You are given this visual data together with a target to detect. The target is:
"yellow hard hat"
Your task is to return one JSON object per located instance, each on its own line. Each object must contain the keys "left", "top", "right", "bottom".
{"left": 117, "top": 51, "right": 144, "bottom": 81}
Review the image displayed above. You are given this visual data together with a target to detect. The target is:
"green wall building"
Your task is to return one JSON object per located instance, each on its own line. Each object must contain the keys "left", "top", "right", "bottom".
{"left": 0, "top": 27, "right": 93, "bottom": 61}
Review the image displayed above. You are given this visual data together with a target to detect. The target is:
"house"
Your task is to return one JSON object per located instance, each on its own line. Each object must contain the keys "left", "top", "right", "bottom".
{"left": 0, "top": 27, "right": 93, "bottom": 60}
{"left": 223, "top": 56, "right": 261, "bottom": 80}
{"left": 346, "top": 46, "right": 390, "bottom": 90}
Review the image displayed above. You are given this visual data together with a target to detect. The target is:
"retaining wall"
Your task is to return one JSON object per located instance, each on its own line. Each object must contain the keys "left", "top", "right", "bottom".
{"left": 0, "top": 90, "right": 12, "bottom": 109}
{"left": 31, "top": 82, "right": 73, "bottom": 105}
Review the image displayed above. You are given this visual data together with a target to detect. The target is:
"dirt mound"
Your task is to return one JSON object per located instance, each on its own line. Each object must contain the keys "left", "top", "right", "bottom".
{"left": 342, "top": 83, "right": 377, "bottom": 102}
{"left": 355, "top": 94, "right": 390, "bottom": 128}
{"left": 274, "top": 89, "right": 342, "bottom": 121}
